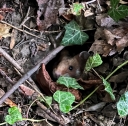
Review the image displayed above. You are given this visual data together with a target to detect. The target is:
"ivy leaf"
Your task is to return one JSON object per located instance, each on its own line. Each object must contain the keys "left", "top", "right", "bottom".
{"left": 61, "top": 20, "right": 89, "bottom": 46}
{"left": 102, "top": 78, "right": 115, "bottom": 101}
{"left": 39, "top": 96, "right": 52, "bottom": 106}
{"left": 71, "top": 3, "right": 84, "bottom": 15}
{"left": 85, "top": 53, "right": 103, "bottom": 71}
{"left": 108, "top": 5, "right": 128, "bottom": 22}
{"left": 5, "top": 106, "right": 22, "bottom": 125}
{"left": 53, "top": 90, "right": 75, "bottom": 113}
{"left": 110, "top": 0, "right": 119, "bottom": 8}
{"left": 117, "top": 92, "right": 128, "bottom": 117}
{"left": 108, "top": 0, "right": 128, "bottom": 22}
{"left": 57, "top": 76, "right": 84, "bottom": 90}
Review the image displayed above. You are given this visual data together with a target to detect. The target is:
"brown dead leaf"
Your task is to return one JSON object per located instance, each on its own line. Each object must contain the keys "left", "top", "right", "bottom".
{"left": 36, "top": 64, "right": 81, "bottom": 100}
{"left": 36, "top": 0, "right": 64, "bottom": 31}
{"left": 0, "top": 88, "right": 17, "bottom": 107}
{"left": 19, "top": 85, "right": 35, "bottom": 96}
{"left": 112, "top": 27, "right": 128, "bottom": 52}
{"left": 77, "top": 78, "right": 102, "bottom": 90}
{"left": 104, "top": 29, "right": 119, "bottom": 46}
{"left": 90, "top": 26, "right": 128, "bottom": 56}
{"left": 89, "top": 40, "right": 113, "bottom": 57}
{"left": 0, "top": 23, "right": 11, "bottom": 39}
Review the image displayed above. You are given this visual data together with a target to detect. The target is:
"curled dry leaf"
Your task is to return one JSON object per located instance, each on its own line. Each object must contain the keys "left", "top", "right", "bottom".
{"left": 36, "top": 0, "right": 64, "bottom": 31}
{"left": 0, "top": 23, "right": 11, "bottom": 39}
{"left": 36, "top": 64, "right": 81, "bottom": 101}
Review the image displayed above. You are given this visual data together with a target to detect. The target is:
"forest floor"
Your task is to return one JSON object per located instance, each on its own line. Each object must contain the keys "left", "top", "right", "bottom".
{"left": 0, "top": 0, "right": 128, "bottom": 126}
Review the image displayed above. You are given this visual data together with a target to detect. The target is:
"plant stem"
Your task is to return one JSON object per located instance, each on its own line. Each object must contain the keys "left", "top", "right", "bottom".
{"left": 22, "top": 118, "right": 45, "bottom": 122}
{"left": 105, "top": 60, "right": 128, "bottom": 80}
{"left": 0, "top": 122, "right": 7, "bottom": 125}
{"left": 71, "top": 86, "right": 100, "bottom": 110}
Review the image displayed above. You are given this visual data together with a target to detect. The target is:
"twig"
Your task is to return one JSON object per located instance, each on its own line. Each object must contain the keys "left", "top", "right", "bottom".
{"left": 0, "top": 20, "right": 46, "bottom": 40}
{"left": 0, "top": 45, "right": 64, "bottom": 105}
{"left": 20, "top": 6, "right": 31, "bottom": 27}
{"left": 0, "top": 68, "right": 14, "bottom": 85}
{"left": 0, "top": 47, "right": 24, "bottom": 73}
{"left": 36, "top": 101, "right": 65, "bottom": 125}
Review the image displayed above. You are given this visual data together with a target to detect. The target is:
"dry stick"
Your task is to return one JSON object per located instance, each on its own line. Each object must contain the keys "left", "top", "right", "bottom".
{"left": 0, "top": 68, "right": 14, "bottom": 85}
{"left": 0, "top": 65, "right": 62, "bottom": 122}
{"left": 0, "top": 47, "right": 24, "bottom": 73}
{"left": 0, "top": 46, "right": 45, "bottom": 92}
{"left": 0, "top": 45, "right": 64, "bottom": 105}
{"left": 36, "top": 101, "right": 65, "bottom": 125}
{"left": 0, "top": 20, "right": 45, "bottom": 40}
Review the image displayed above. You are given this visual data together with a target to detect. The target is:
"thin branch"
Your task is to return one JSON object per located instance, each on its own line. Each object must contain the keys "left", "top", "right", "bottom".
{"left": 36, "top": 101, "right": 65, "bottom": 125}
{"left": 0, "top": 45, "right": 64, "bottom": 105}
{"left": 0, "top": 47, "right": 24, "bottom": 73}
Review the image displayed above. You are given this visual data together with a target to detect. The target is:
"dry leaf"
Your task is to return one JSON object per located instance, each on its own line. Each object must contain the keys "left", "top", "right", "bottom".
{"left": 0, "top": 88, "right": 17, "bottom": 107}
{"left": 36, "top": 0, "right": 64, "bottom": 31}
{"left": 0, "top": 23, "right": 11, "bottom": 39}
{"left": 19, "top": 85, "right": 35, "bottom": 96}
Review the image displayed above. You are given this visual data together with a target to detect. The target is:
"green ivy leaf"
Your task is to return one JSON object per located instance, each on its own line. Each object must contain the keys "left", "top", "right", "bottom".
{"left": 85, "top": 53, "right": 103, "bottom": 71}
{"left": 61, "top": 20, "right": 89, "bottom": 46}
{"left": 5, "top": 106, "right": 22, "bottom": 125}
{"left": 72, "top": 3, "right": 84, "bottom": 15}
{"left": 108, "top": 5, "right": 128, "bottom": 22}
{"left": 102, "top": 78, "right": 115, "bottom": 100}
{"left": 57, "top": 76, "right": 84, "bottom": 90}
{"left": 39, "top": 96, "right": 52, "bottom": 107}
{"left": 53, "top": 90, "right": 75, "bottom": 113}
{"left": 117, "top": 92, "right": 128, "bottom": 117}
{"left": 110, "top": 0, "right": 119, "bottom": 8}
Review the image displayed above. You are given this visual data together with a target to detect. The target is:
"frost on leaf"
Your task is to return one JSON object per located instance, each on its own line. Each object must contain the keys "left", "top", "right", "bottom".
{"left": 61, "top": 20, "right": 89, "bottom": 46}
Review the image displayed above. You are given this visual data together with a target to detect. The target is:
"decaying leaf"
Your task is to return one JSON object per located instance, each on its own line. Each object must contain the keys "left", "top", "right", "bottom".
{"left": 0, "top": 23, "right": 11, "bottom": 39}
{"left": 89, "top": 39, "right": 113, "bottom": 57}
{"left": 90, "top": 26, "right": 128, "bottom": 56}
{"left": 19, "top": 85, "right": 35, "bottom": 96}
{"left": 36, "top": 0, "right": 64, "bottom": 31}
